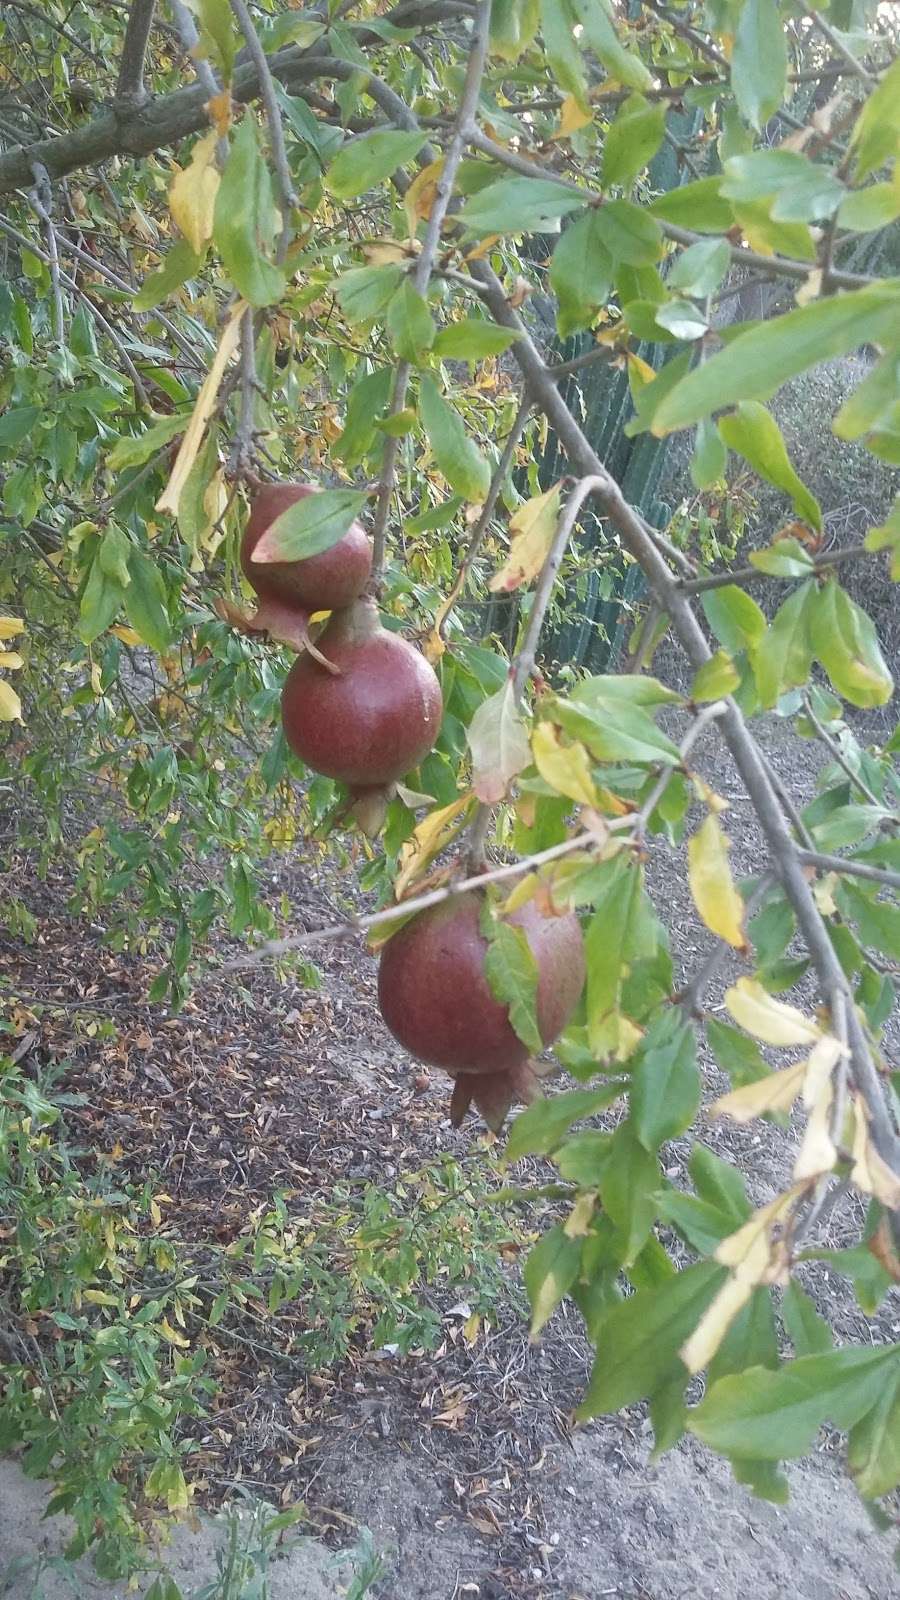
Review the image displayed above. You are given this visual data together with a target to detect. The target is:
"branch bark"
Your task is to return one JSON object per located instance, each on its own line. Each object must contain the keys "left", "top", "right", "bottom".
{"left": 116, "top": 0, "right": 157, "bottom": 109}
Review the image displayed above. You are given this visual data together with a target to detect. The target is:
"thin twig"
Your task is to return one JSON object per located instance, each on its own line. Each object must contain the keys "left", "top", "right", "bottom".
{"left": 229, "top": 307, "right": 258, "bottom": 475}
{"left": 229, "top": 0, "right": 297, "bottom": 263}
{"left": 801, "top": 693, "right": 887, "bottom": 810}
{"left": 116, "top": 0, "right": 157, "bottom": 109}
{"left": 806, "top": 7, "right": 877, "bottom": 86}
{"left": 438, "top": 394, "right": 532, "bottom": 640}
{"left": 169, "top": 0, "right": 221, "bottom": 101}
{"left": 678, "top": 543, "right": 872, "bottom": 595}
{"left": 797, "top": 850, "right": 900, "bottom": 891}
{"left": 28, "top": 163, "right": 64, "bottom": 349}
{"left": 511, "top": 476, "right": 607, "bottom": 700}
{"left": 757, "top": 747, "right": 817, "bottom": 851}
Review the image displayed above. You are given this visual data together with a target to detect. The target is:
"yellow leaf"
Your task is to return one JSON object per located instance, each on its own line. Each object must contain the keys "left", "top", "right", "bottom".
{"left": 90, "top": 661, "right": 103, "bottom": 696}
{"left": 462, "top": 1311, "right": 481, "bottom": 1345}
{"left": 724, "top": 977, "right": 821, "bottom": 1047}
{"left": 394, "top": 795, "right": 474, "bottom": 899}
{"left": 812, "top": 871, "right": 839, "bottom": 916}
{"left": 159, "top": 1315, "right": 191, "bottom": 1348}
{"left": 465, "top": 232, "right": 502, "bottom": 260}
{"left": 564, "top": 1192, "right": 596, "bottom": 1237}
{"left": 169, "top": 129, "right": 220, "bottom": 255}
{"left": 489, "top": 483, "right": 562, "bottom": 593}
{"left": 712, "top": 1060, "right": 806, "bottom": 1123}
{"left": 110, "top": 625, "right": 144, "bottom": 647}
{"left": 0, "top": 651, "right": 23, "bottom": 669}
{"left": 553, "top": 94, "right": 592, "bottom": 140}
{"left": 361, "top": 238, "right": 410, "bottom": 265}
{"left": 626, "top": 352, "right": 656, "bottom": 391}
{"left": 206, "top": 88, "right": 232, "bottom": 138}
{"left": 531, "top": 721, "right": 599, "bottom": 808}
{"left": 404, "top": 156, "right": 445, "bottom": 239}
{"left": 687, "top": 814, "right": 747, "bottom": 950}
{"left": 850, "top": 1097, "right": 900, "bottom": 1209}
{"left": 794, "top": 1032, "right": 844, "bottom": 1178}
{"left": 681, "top": 1189, "right": 800, "bottom": 1373}
{"left": 156, "top": 298, "right": 245, "bottom": 519}
{"left": 501, "top": 872, "right": 539, "bottom": 914}
{"left": 0, "top": 616, "right": 25, "bottom": 640}
{"left": 0, "top": 680, "right": 22, "bottom": 721}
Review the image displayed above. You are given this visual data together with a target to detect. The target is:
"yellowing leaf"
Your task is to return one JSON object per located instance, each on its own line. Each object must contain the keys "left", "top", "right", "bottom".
{"left": 489, "top": 483, "right": 562, "bottom": 592}
{"left": 687, "top": 814, "right": 747, "bottom": 950}
{"left": 850, "top": 1097, "right": 900, "bottom": 1209}
{"left": 169, "top": 129, "right": 220, "bottom": 255}
{"left": 500, "top": 871, "right": 540, "bottom": 914}
{"left": 725, "top": 976, "right": 821, "bottom": 1046}
{"left": 206, "top": 88, "right": 233, "bottom": 138}
{"left": 712, "top": 1060, "right": 806, "bottom": 1123}
{"left": 0, "top": 680, "right": 22, "bottom": 721}
{"left": 467, "top": 680, "right": 531, "bottom": 803}
{"left": 156, "top": 298, "right": 244, "bottom": 519}
{"left": 681, "top": 1188, "right": 800, "bottom": 1374}
{"left": 532, "top": 721, "right": 599, "bottom": 807}
{"left": 394, "top": 795, "right": 474, "bottom": 899}
{"left": 0, "top": 616, "right": 25, "bottom": 640}
{"left": 111, "top": 625, "right": 144, "bottom": 647}
{"left": 404, "top": 156, "right": 445, "bottom": 239}
{"left": 553, "top": 94, "right": 593, "bottom": 139}
{"left": 691, "top": 648, "right": 739, "bottom": 702}
{"left": 159, "top": 1315, "right": 190, "bottom": 1348}
{"left": 0, "top": 651, "right": 23, "bottom": 669}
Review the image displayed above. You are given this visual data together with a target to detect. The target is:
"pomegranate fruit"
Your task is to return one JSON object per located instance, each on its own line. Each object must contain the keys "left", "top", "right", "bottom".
{"left": 377, "top": 889, "right": 585, "bottom": 1129}
{"left": 281, "top": 597, "right": 442, "bottom": 787}
{"left": 241, "top": 482, "right": 372, "bottom": 613}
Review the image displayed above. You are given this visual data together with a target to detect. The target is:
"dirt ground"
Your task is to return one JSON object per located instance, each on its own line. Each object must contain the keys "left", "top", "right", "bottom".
{"left": 2, "top": 717, "right": 899, "bottom": 1599}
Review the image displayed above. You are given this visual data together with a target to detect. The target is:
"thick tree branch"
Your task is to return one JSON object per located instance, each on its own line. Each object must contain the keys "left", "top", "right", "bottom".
{"left": 466, "top": 256, "right": 900, "bottom": 1186}
{"left": 116, "top": 0, "right": 157, "bottom": 110}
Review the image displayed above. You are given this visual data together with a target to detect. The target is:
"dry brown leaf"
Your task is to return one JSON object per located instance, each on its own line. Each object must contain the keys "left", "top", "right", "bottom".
{"left": 156, "top": 299, "right": 245, "bottom": 519}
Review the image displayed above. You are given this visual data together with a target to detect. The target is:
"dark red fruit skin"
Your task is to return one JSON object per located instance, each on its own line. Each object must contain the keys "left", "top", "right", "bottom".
{"left": 280, "top": 598, "right": 442, "bottom": 786}
{"left": 241, "top": 483, "right": 372, "bottom": 611}
{"left": 377, "top": 890, "right": 585, "bottom": 1079}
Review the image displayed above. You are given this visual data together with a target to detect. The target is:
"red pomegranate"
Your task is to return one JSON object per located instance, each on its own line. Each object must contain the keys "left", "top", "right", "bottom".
{"left": 281, "top": 597, "right": 442, "bottom": 787}
{"left": 241, "top": 483, "right": 372, "bottom": 613}
{"left": 377, "top": 889, "right": 585, "bottom": 1128}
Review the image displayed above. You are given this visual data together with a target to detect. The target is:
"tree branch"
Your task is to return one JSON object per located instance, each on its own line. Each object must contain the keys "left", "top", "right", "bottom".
{"left": 678, "top": 543, "right": 873, "bottom": 595}
{"left": 797, "top": 850, "right": 900, "bottom": 891}
{"left": 28, "top": 163, "right": 63, "bottom": 349}
{"left": 438, "top": 394, "right": 532, "bottom": 641}
{"left": 801, "top": 692, "right": 890, "bottom": 812}
{"left": 369, "top": 0, "right": 492, "bottom": 581}
{"left": 116, "top": 0, "right": 157, "bottom": 110}
{"left": 229, "top": 0, "right": 297, "bottom": 263}
{"left": 510, "top": 475, "right": 607, "bottom": 700}
{"left": 466, "top": 254, "right": 900, "bottom": 1187}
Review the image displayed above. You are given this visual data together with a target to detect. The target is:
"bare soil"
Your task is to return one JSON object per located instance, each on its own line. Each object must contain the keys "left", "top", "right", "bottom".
{"left": 1, "top": 717, "right": 898, "bottom": 1599}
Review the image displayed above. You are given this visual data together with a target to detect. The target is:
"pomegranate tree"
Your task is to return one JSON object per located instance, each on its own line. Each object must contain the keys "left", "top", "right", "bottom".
{"left": 377, "top": 889, "right": 586, "bottom": 1129}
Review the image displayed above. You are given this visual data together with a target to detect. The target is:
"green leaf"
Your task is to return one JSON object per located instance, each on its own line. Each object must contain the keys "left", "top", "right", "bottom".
{"left": 554, "top": 1127, "right": 616, "bottom": 1185}
{"left": 107, "top": 413, "right": 188, "bottom": 472}
{"left": 484, "top": 920, "right": 542, "bottom": 1053}
{"left": 631, "top": 1013, "right": 700, "bottom": 1151}
{"left": 491, "top": 0, "right": 540, "bottom": 60}
{"left": 690, "top": 419, "right": 728, "bottom": 490}
{"left": 549, "top": 211, "right": 614, "bottom": 337}
{"left": 332, "top": 367, "right": 394, "bottom": 467}
{"left": 577, "top": 1262, "right": 725, "bottom": 1416}
{"left": 656, "top": 1191, "right": 739, "bottom": 1256}
{"left": 125, "top": 551, "right": 170, "bottom": 653}
{"left": 781, "top": 1281, "right": 833, "bottom": 1357}
{"left": 849, "top": 57, "right": 900, "bottom": 180}
{"left": 864, "top": 498, "right": 900, "bottom": 580}
{"left": 540, "top": 0, "right": 588, "bottom": 102}
{"left": 419, "top": 376, "right": 491, "bottom": 502}
{"left": 432, "top": 319, "right": 519, "bottom": 359}
{"left": 602, "top": 96, "right": 666, "bottom": 189}
{"left": 99, "top": 525, "right": 132, "bottom": 588}
{"left": 749, "top": 535, "right": 817, "bottom": 576}
{"left": 753, "top": 580, "right": 816, "bottom": 710}
{"left": 599, "top": 1121, "right": 660, "bottom": 1265}
{"left": 652, "top": 286, "right": 900, "bottom": 435}
{"left": 669, "top": 238, "right": 732, "bottom": 298}
{"left": 79, "top": 555, "right": 124, "bottom": 645}
{"left": 333, "top": 264, "right": 405, "bottom": 324}
{"left": 584, "top": 857, "right": 642, "bottom": 1045}
{"left": 848, "top": 1371, "right": 900, "bottom": 1499}
{"left": 507, "top": 1089, "right": 622, "bottom": 1162}
{"left": 836, "top": 880, "right": 900, "bottom": 959}
{"left": 833, "top": 354, "right": 900, "bottom": 442}
{"left": 214, "top": 117, "right": 285, "bottom": 306}
{"left": 688, "top": 1144, "right": 752, "bottom": 1225}
{"left": 701, "top": 585, "right": 766, "bottom": 654}
{"left": 571, "top": 0, "right": 653, "bottom": 93}
{"left": 468, "top": 680, "right": 530, "bottom": 802}
{"left": 595, "top": 199, "right": 663, "bottom": 265}
{"left": 688, "top": 1345, "right": 900, "bottom": 1460}
{"left": 706, "top": 1016, "right": 774, "bottom": 1094}
{"left": 325, "top": 130, "right": 426, "bottom": 201}
{"left": 650, "top": 177, "right": 734, "bottom": 233}
{"left": 691, "top": 648, "right": 740, "bottom": 701}
{"left": 722, "top": 150, "right": 844, "bottom": 222}
{"left": 718, "top": 402, "right": 822, "bottom": 530}
{"left": 731, "top": 1457, "right": 790, "bottom": 1502}
{"left": 251, "top": 489, "right": 368, "bottom": 563}
{"left": 386, "top": 280, "right": 435, "bottom": 362}
{"left": 0, "top": 406, "right": 40, "bottom": 448}
{"left": 709, "top": 1286, "right": 779, "bottom": 1385}
{"left": 810, "top": 580, "right": 894, "bottom": 708}
{"left": 806, "top": 1242, "right": 892, "bottom": 1315}
{"left": 731, "top": 0, "right": 787, "bottom": 131}
{"left": 459, "top": 176, "right": 587, "bottom": 236}
{"left": 837, "top": 182, "right": 900, "bottom": 233}
{"left": 184, "top": 0, "right": 237, "bottom": 78}
{"left": 525, "top": 1225, "right": 582, "bottom": 1339}
{"left": 134, "top": 240, "right": 203, "bottom": 311}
